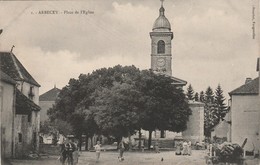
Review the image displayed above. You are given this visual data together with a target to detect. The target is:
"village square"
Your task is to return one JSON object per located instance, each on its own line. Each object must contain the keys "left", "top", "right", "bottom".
{"left": 1, "top": 0, "right": 260, "bottom": 165}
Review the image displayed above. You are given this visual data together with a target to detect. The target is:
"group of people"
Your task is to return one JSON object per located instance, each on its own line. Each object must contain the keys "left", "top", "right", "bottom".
{"left": 175, "top": 140, "right": 192, "bottom": 156}
{"left": 60, "top": 138, "right": 194, "bottom": 164}
{"left": 60, "top": 138, "right": 78, "bottom": 165}
{"left": 93, "top": 140, "right": 126, "bottom": 162}
{"left": 59, "top": 139, "right": 126, "bottom": 164}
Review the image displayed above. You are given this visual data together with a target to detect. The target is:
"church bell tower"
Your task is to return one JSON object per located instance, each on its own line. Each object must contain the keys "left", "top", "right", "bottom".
{"left": 150, "top": 0, "right": 173, "bottom": 76}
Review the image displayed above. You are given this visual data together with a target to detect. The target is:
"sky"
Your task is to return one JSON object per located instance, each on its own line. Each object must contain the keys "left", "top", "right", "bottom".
{"left": 0, "top": 0, "right": 259, "bottom": 100}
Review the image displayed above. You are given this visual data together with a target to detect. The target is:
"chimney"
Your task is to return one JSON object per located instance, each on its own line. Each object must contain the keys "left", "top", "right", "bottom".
{"left": 245, "top": 78, "right": 252, "bottom": 84}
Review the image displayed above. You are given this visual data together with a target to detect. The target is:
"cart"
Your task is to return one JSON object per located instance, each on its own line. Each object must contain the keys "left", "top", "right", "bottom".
{"left": 205, "top": 155, "right": 247, "bottom": 165}
{"left": 205, "top": 140, "right": 248, "bottom": 165}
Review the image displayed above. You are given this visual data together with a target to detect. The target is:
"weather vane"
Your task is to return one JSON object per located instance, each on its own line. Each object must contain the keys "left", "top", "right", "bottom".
{"left": 160, "top": 0, "right": 164, "bottom": 6}
{"left": 11, "top": 45, "right": 15, "bottom": 52}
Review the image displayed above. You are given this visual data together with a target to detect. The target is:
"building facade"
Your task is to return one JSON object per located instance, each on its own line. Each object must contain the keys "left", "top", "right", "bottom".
{"left": 0, "top": 71, "right": 16, "bottom": 159}
{"left": 0, "top": 51, "right": 41, "bottom": 158}
{"left": 229, "top": 59, "right": 260, "bottom": 155}
{"left": 39, "top": 86, "right": 60, "bottom": 122}
{"left": 39, "top": 86, "right": 62, "bottom": 144}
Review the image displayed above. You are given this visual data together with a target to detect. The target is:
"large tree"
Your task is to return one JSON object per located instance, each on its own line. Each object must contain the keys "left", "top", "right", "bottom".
{"left": 137, "top": 70, "right": 191, "bottom": 149}
{"left": 205, "top": 87, "right": 214, "bottom": 104}
{"left": 48, "top": 65, "right": 141, "bottom": 147}
{"left": 214, "top": 84, "right": 227, "bottom": 120}
{"left": 203, "top": 85, "right": 227, "bottom": 138}
{"left": 203, "top": 87, "right": 215, "bottom": 137}
{"left": 48, "top": 65, "right": 191, "bottom": 150}
{"left": 91, "top": 82, "right": 142, "bottom": 141}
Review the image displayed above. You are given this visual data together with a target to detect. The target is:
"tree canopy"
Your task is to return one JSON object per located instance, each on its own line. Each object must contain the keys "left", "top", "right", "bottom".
{"left": 47, "top": 65, "right": 191, "bottom": 149}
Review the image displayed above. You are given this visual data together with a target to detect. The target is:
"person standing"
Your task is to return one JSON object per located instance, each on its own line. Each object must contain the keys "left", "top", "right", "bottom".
{"left": 94, "top": 141, "right": 101, "bottom": 162}
{"left": 187, "top": 140, "right": 192, "bottom": 156}
{"left": 175, "top": 141, "right": 182, "bottom": 155}
{"left": 61, "top": 138, "right": 76, "bottom": 165}
{"left": 182, "top": 141, "right": 188, "bottom": 155}
{"left": 154, "top": 140, "right": 160, "bottom": 153}
{"left": 118, "top": 140, "right": 125, "bottom": 161}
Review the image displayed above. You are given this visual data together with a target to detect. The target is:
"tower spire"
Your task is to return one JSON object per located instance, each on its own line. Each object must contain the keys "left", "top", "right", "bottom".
{"left": 159, "top": 0, "right": 165, "bottom": 16}
{"left": 160, "top": 0, "right": 164, "bottom": 7}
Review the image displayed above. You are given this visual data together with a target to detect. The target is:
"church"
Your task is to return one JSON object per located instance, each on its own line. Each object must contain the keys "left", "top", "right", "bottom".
{"left": 141, "top": 0, "right": 205, "bottom": 145}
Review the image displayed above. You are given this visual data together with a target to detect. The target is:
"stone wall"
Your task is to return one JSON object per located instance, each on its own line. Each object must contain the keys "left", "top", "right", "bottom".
{"left": 39, "top": 144, "right": 61, "bottom": 155}
{"left": 0, "top": 81, "right": 15, "bottom": 158}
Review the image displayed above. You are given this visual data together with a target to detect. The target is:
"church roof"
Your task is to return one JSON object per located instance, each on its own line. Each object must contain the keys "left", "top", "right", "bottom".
{"left": 153, "top": 6, "right": 171, "bottom": 31}
{"left": 170, "top": 76, "right": 187, "bottom": 86}
{"left": 229, "top": 77, "right": 259, "bottom": 95}
{"left": 40, "top": 87, "right": 61, "bottom": 101}
{"left": 0, "top": 51, "right": 40, "bottom": 87}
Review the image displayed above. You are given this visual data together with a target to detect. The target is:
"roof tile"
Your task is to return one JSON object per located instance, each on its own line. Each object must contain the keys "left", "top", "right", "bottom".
{"left": 229, "top": 77, "right": 259, "bottom": 95}
{"left": 16, "top": 89, "right": 41, "bottom": 114}
{"left": 0, "top": 52, "right": 40, "bottom": 87}
{"left": 39, "top": 87, "right": 61, "bottom": 101}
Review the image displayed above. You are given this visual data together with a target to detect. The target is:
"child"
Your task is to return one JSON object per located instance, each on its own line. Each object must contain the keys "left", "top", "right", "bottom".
{"left": 118, "top": 140, "right": 125, "bottom": 161}
{"left": 94, "top": 141, "right": 101, "bottom": 162}
{"left": 154, "top": 141, "right": 160, "bottom": 153}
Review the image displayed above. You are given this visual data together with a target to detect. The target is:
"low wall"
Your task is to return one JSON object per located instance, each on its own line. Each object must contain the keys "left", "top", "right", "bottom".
{"left": 39, "top": 144, "right": 61, "bottom": 155}
{"left": 144, "top": 139, "right": 175, "bottom": 148}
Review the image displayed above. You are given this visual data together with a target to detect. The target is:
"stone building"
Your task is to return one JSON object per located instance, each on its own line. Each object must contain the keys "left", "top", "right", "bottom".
{"left": 39, "top": 86, "right": 63, "bottom": 144}
{"left": 210, "top": 110, "right": 231, "bottom": 142}
{"left": 228, "top": 58, "right": 260, "bottom": 155}
{"left": 1, "top": 71, "right": 17, "bottom": 159}
{"left": 0, "top": 51, "right": 41, "bottom": 158}
{"left": 39, "top": 86, "right": 60, "bottom": 122}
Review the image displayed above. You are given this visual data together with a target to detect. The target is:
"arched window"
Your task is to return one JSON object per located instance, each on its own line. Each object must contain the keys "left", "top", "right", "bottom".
{"left": 157, "top": 40, "right": 165, "bottom": 54}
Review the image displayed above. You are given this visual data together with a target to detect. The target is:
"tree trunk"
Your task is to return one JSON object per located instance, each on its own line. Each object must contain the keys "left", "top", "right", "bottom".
{"left": 85, "top": 135, "right": 89, "bottom": 151}
{"left": 128, "top": 132, "right": 132, "bottom": 151}
{"left": 116, "top": 137, "right": 122, "bottom": 149}
{"left": 148, "top": 130, "right": 153, "bottom": 150}
{"left": 78, "top": 135, "right": 82, "bottom": 151}
{"left": 138, "top": 129, "right": 142, "bottom": 150}
{"left": 160, "top": 130, "right": 165, "bottom": 138}
{"left": 90, "top": 136, "right": 93, "bottom": 149}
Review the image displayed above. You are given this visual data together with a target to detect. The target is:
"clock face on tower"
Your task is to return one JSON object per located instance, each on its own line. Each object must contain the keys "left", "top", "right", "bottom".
{"left": 157, "top": 58, "right": 166, "bottom": 67}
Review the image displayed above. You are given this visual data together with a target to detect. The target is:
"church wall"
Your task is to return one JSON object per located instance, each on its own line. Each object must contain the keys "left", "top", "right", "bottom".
{"left": 182, "top": 101, "right": 205, "bottom": 144}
